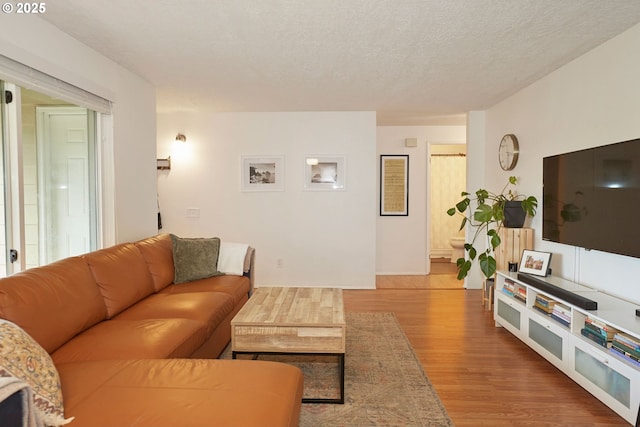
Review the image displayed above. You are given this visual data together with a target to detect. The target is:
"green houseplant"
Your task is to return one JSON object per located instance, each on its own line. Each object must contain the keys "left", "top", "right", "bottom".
{"left": 446, "top": 176, "right": 538, "bottom": 280}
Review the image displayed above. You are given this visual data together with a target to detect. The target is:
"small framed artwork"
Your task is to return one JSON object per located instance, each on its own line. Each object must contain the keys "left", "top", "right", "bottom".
{"left": 380, "top": 155, "right": 409, "bottom": 216}
{"left": 519, "top": 250, "right": 552, "bottom": 277}
{"left": 241, "top": 155, "right": 285, "bottom": 192}
{"left": 303, "top": 155, "right": 346, "bottom": 191}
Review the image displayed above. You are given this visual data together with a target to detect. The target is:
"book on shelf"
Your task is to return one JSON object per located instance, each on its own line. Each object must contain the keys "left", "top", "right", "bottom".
{"left": 533, "top": 303, "right": 553, "bottom": 315}
{"left": 514, "top": 284, "right": 527, "bottom": 302}
{"left": 534, "top": 295, "right": 555, "bottom": 314}
{"left": 502, "top": 280, "right": 515, "bottom": 296}
{"left": 612, "top": 339, "right": 640, "bottom": 359}
{"left": 613, "top": 332, "right": 640, "bottom": 351}
{"left": 581, "top": 327, "right": 608, "bottom": 347}
{"left": 552, "top": 302, "right": 571, "bottom": 316}
{"left": 610, "top": 345, "right": 640, "bottom": 368}
{"left": 551, "top": 313, "right": 570, "bottom": 327}
{"left": 514, "top": 292, "right": 526, "bottom": 303}
{"left": 552, "top": 306, "right": 570, "bottom": 316}
{"left": 535, "top": 294, "right": 554, "bottom": 305}
{"left": 583, "top": 322, "right": 606, "bottom": 339}
{"left": 584, "top": 318, "right": 618, "bottom": 341}
{"left": 501, "top": 287, "right": 514, "bottom": 297}
{"left": 550, "top": 302, "right": 571, "bottom": 327}
{"left": 551, "top": 311, "right": 571, "bottom": 323}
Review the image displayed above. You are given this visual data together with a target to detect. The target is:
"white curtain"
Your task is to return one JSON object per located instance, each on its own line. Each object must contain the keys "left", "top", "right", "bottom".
{"left": 430, "top": 155, "right": 466, "bottom": 257}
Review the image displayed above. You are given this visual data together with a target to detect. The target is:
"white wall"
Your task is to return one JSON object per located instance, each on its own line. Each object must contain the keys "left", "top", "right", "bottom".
{"left": 0, "top": 15, "right": 157, "bottom": 244}
{"left": 464, "top": 111, "right": 488, "bottom": 289}
{"left": 157, "top": 111, "right": 377, "bottom": 289}
{"left": 480, "top": 23, "right": 640, "bottom": 303}
{"left": 376, "top": 126, "right": 465, "bottom": 275}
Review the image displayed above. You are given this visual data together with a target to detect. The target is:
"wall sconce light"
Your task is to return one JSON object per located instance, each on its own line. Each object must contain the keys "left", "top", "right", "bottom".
{"left": 175, "top": 133, "right": 187, "bottom": 143}
{"left": 306, "top": 158, "right": 319, "bottom": 166}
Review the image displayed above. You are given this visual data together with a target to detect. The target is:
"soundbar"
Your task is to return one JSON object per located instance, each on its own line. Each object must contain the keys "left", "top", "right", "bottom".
{"left": 517, "top": 273, "right": 598, "bottom": 311}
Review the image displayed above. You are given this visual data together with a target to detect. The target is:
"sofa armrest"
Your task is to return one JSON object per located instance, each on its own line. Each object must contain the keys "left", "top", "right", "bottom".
{"left": 243, "top": 247, "right": 255, "bottom": 296}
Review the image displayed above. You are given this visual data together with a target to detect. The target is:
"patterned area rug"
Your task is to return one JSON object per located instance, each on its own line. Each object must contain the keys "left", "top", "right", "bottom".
{"left": 223, "top": 312, "right": 453, "bottom": 426}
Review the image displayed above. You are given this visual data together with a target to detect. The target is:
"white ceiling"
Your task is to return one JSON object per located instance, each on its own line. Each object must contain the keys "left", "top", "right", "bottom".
{"left": 40, "top": 0, "right": 640, "bottom": 125}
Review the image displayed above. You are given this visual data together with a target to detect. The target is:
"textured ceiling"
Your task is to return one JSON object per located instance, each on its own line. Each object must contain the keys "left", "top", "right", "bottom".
{"left": 40, "top": 0, "right": 640, "bottom": 125}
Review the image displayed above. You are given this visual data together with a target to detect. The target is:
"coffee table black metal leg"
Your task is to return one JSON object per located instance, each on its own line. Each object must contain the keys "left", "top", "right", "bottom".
{"left": 302, "top": 353, "right": 344, "bottom": 404}
{"left": 233, "top": 351, "right": 345, "bottom": 404}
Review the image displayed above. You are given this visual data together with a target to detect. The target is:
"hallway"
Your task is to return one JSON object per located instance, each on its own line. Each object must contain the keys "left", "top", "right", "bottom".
{"left": 376, "top": 258, "right": 463, "bottom": 289}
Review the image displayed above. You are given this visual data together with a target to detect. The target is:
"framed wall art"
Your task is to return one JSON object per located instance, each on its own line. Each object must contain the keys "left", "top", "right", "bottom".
{"left": 519, "top": 250, "right": 552, "bottom": 277}
{"left": 241, "top": 155, "right": 285, "bottom": 192}
{"left": 380, "top": 155, "right": 409, "bottom": 216}
{"left": 303, "top": 155, "right": 346, "bottom": 191}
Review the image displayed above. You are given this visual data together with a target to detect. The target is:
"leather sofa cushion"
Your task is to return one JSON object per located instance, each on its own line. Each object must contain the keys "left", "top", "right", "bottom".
{"left": 160, "top": 274, "right": 250, "bottom": 306}
{"left": 135, "top": 234, "right": 174, "bottom": 292}
{"left": 51, "top": 318, "right": 207, "bottom": 364}
{"left": 0, "top": 256, "right": 106, "bottom": 353}
{"left": 83, "top": 243, "right": 156, "bottom": 318}
{"left": 114, "top": 291, "right": 236, "bottom": 335}
{"left": 58, "top": 359, "right": 303, "bottom": 427}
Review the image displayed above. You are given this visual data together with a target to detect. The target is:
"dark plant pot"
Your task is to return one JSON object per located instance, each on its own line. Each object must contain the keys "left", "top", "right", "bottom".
{"left": 503, "top": 200, "right": 526, "bottom": 228}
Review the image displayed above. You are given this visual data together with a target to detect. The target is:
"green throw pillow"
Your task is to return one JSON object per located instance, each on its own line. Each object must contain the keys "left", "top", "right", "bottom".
{"left": 170, "top": 234, "right": 224, "bottom": 284}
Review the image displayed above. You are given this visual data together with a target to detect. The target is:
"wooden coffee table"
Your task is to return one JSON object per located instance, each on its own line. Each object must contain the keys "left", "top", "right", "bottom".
{"left": 231, "top": 287, "right": 345, "bottom": 403}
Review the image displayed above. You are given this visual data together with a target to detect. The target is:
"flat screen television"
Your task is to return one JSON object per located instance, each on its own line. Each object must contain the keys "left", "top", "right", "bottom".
{"left": 543, "top": 138, "right": 640, "bottom": 259}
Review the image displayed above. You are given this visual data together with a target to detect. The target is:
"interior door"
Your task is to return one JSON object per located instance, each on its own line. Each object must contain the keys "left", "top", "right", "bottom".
{"left": 36, "top": 106, "right": 92, "bottom": 264}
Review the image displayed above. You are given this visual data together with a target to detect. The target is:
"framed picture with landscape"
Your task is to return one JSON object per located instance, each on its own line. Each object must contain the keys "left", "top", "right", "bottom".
{"left": 303, "top": 155, "right": 346, "bottom": 191}
{"left": 519, "top": 250, "right": 552, "bottom": 277}
{"left": 241, "top": 155, "right": 285, "bottom": 192}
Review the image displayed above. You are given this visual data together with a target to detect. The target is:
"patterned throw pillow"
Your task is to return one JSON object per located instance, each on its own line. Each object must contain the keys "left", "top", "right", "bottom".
{"left": 0, "top": 320, "right": 73, "bottom": 426}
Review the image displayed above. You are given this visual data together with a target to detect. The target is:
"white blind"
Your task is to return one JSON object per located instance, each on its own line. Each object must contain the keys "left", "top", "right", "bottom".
{"left": 0, "top": 55, "right": 112, "bottom": 114}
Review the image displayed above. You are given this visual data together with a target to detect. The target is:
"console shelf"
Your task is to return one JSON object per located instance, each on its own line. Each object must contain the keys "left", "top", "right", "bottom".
{"left": 495, "top": 271, "right": 640, "bottom": 425}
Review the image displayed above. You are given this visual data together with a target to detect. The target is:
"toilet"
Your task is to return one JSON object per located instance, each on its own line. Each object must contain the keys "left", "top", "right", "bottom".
{"left": 449, "top": 237, "right": 465, "bottom": 263}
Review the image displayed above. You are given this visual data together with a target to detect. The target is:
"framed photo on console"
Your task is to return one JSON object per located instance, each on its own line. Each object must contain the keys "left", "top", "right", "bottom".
{"left": 519, "top": 250, "right": 552, "bottom": 277}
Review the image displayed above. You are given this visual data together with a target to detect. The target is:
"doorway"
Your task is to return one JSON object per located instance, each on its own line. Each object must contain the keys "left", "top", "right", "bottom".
{"left": 0, "top": 85, "right": 99, "bottom": 275}
{"left": 429, "top": 143, "right": 466, "bottom": 265}
{"left": 36, "top": 106, "right": 97, "bottom": 264}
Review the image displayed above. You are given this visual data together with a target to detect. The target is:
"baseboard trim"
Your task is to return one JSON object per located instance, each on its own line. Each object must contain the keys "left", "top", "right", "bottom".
{"left": 376, "top": 272, "right": 429, "bottom": 276}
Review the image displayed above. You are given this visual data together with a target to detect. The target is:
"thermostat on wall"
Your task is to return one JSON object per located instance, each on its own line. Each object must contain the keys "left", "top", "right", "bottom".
{"left": 405, "top": 138, "right": 418, "bottom": 147}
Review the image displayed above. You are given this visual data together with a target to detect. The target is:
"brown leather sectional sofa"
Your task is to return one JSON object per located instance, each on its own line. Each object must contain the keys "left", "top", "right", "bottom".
{"left": 0, "top": 234, "right": 303, "bottom": 427}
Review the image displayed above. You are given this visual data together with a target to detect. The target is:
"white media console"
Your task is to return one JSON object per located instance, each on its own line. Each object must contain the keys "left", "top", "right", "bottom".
{"left": 494, "top": 271, "right": 640, "bottom": 425}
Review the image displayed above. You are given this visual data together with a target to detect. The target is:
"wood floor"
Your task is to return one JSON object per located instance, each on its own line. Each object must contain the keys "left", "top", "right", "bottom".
{"left": 376, "top": 258, "right": 462, "bottom": 289}
{"left": 343, "top": 271, "right": 631, "bottom": 426}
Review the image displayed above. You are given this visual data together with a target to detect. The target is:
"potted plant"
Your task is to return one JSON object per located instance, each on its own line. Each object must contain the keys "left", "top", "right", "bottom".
{"left": 446, "top": 176, "right": 538, "bottom": 280}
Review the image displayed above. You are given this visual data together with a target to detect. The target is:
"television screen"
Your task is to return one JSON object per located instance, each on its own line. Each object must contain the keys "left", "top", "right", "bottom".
{"left": 543, "top": 138, "right": 640, "bottom": 258}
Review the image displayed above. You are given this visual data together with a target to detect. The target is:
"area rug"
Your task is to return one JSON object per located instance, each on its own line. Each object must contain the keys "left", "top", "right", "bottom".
{"left": 222, "top": 312, "right": 453, "bottom": 426}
